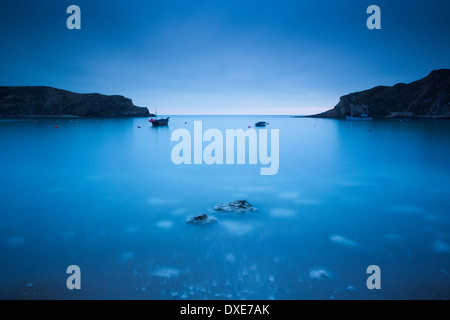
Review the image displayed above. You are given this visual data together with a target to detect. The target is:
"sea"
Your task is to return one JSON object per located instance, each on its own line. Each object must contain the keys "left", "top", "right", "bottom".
{"left": 0, "top": 115, "right": 449, "bottom": 299}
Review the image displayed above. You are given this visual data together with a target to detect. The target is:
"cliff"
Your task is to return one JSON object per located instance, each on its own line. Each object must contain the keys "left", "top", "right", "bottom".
{"left": 311, "top": 69, "right": 450, "bottom": 119}
{"left": 0, "top": 86, "right": 151, "bottom": 117}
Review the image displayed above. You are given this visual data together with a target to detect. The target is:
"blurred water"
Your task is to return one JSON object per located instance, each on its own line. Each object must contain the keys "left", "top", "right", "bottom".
{"left": 0, "top": 116, "right": 449, "bottom": 299}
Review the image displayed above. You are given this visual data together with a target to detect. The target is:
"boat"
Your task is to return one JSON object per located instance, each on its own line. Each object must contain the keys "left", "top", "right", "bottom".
{"left": 148, "top": 110, "right": 169, "bottom": 126}
{"left": 346, "top": 105, "right": 373, "bottom": 121}
{"left": 149, "top": 117, "right": 169, "bottom": 126}
{"left": 254, "top": 121, "right": 267, "bottom": 127}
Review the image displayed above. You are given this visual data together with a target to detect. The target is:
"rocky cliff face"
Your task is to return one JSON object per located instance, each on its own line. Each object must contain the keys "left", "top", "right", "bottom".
{"left": 312, "top": 69, "right": 450, "bottom": 119}
{"left": 0, "top": 86, "right": 151, "bottom": 117}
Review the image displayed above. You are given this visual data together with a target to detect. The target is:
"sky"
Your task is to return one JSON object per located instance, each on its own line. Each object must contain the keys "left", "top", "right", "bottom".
{"left": 0, "top": 0, "right": 449, "bottom": 115}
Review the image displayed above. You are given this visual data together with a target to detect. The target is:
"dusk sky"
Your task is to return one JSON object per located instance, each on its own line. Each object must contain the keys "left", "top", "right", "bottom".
{"left": 1, "top": 0, "right": 449, "bottom": 115}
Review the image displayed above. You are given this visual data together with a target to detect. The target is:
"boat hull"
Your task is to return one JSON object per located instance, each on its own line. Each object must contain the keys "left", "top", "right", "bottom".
{"left": 149, "top": 117, "right": 170, "bottom": 126}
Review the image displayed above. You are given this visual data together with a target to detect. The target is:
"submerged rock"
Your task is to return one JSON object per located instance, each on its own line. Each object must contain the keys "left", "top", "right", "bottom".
{"left": 346, "top": 285, "right": 356, "bottom": 292}
{"left": 186, "top": 213, "right": 217, "bottom": 225}
{"left": 309, "top": 268, "right": 331, "bottom": 281}
{"left": 329, "top": 234, "right": 359, "bottom": 249}
{"left": 151, "top": 267, "right": 180, "bottom": 278}
{"left": 214, "top": 200, "right": 257, "bottom": 213}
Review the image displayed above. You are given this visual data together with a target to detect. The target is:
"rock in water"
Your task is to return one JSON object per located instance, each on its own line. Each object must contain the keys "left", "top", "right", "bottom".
{"left": 346, "top": 285, "right": 356, "bottom": 292}
{"left": 309, "top": 269, "right": 331, "bottom": 281}
{"left": 214, "top": 200, "right": 257, "bottom": 213}
{"left": 186, "top": 213, "right": 217, "bottom": 225}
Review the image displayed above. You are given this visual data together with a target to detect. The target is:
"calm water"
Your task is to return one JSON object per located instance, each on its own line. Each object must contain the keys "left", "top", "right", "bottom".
{"left": 0, "top": 116, "right": 449, "bottom": 300}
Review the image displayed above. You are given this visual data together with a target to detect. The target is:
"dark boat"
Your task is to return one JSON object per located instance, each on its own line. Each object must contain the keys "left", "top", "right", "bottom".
{"left": 255, "top": 121, "right": 267, "bottom": 127}
{"left": 149, "top": 117, "right": 169, "bottom": 126}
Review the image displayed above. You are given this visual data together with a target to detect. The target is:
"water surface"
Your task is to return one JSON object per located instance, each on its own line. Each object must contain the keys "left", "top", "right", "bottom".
{"left": 0, "top": 116, "right": 449, "bottom": 299}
